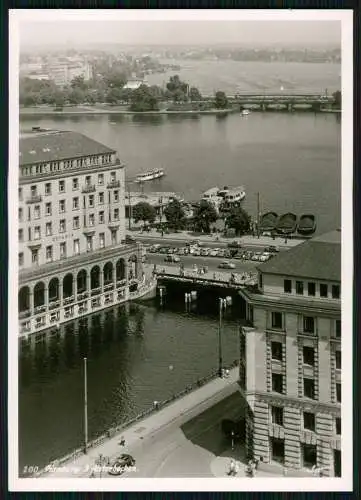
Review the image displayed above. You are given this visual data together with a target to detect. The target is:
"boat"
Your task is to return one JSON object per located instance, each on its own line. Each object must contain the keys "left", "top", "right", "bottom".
{"left": 297, "top": 214, "right": 316, "bottom": 236}
{"left": 276, "top": 213, "right": 298, "bottom": 235}
{"left": 241, "top": 109, "right": 251, "bottom": 116}
{"left": 135, "top": 168, "right": 165, "bottom": 183}
{"left": 260, "top": 212, "right": 279, "bottom": 232}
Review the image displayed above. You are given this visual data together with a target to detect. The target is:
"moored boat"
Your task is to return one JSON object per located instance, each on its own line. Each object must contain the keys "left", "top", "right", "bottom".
{"left": 135, "top": 168, "right": 165, "bottom": 183}
{"left": 276, "top": 212, "right": 298, "bottom": 235}
{"left": 297, "top": 214, "right": 316, "bottom": 236}
{"left": 260, "top": 212, "right": 279, "bottom": 232}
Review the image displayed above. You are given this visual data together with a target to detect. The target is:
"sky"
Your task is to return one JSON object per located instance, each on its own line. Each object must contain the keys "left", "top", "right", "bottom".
{"left": 18, "top": 20, "right": 341, "bottom": 49}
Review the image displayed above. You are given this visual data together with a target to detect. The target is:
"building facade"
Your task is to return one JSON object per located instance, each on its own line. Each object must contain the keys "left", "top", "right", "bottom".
{"left": 18, "top": 129, "right": 147, "bottom": 337}
{"left": 238, "top": 230, "right": 341, "bottom": 476}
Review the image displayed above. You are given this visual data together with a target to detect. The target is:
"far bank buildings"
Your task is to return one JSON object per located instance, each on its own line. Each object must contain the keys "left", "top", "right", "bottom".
{"left": 239, "top": 230, "right": 341, "bottom": 477}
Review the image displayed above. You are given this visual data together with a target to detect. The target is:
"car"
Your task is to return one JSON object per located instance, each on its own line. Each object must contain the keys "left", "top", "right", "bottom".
{"left": 193, "top": 248, "right": 201, "bottom": 256}
{"left": 218, "top": 261, "right": 236, "bottom": 269}
{"left": 227, "top": 240, "right": 242, "bottom": 248}
{"left": 200, "top": 248, "right": 209, "bottom": 256}
{"left": 108, "top": 454, "right": 136, "bottom": 476}
{"left": 265, "top": 245, "right": 280, "bottom": 253}
{"left": 210, "top": 249, "right": 218, "bottom": 257}
{"left": 164, "top": 255, "right": 180, "bottom": 263}
{"left": 217, "top": 249, "right": 226, "bottom": 257}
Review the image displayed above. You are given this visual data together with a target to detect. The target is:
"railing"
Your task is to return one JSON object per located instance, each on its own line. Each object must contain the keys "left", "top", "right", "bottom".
{"left": 26, "top": 194, "right": 42, "bottom": 204}
{"left": 35, "top": 359, "right": 239, "bottom": 478}
{"left": 81, "top": 184, "right": 96, "bottom": 193}
{"left": 107, "top": 180, "right": 120, "bottom": 189}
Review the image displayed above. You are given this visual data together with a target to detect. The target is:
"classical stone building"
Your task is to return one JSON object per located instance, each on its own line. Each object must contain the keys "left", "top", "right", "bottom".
{"left": 239, "top": 230, "right": 341, "bottom": 476}
{"left": 18, "top": 128, "right": 145, "bottom": 337}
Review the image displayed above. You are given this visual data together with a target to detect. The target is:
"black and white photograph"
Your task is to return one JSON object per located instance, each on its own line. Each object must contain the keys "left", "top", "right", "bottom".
{"left": 8, "top": 9, "right": 353, "bottom": 492}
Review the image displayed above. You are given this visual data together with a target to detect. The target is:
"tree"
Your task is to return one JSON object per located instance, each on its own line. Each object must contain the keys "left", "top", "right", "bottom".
{"left": 105, "top": 87, "right": 123, "bottom": 104}
{"left": 189, "top": 87, "right": 202, "bottom": 102}
{"left": 70, "top": 75, "right": 88, "bottom": 91}
{"left": 129, "top": 84, "right": 159, "bottom": 112}
{"left": 132, "top": 202, "right": 157, "bottom": 226}
{"left": 214, "top": 91, "right": 229, "bottom": 110}
{"left": 164, "top": 200, "right": 186, "bottom": 231}
{"left": 68, "top": 87, "right": 85, "bottom": 105}
{"left": 193, "top": 200, "right": 218, "bottom": 233}
{"left": 225, "top": 207, "right": 251, "bottom": 236}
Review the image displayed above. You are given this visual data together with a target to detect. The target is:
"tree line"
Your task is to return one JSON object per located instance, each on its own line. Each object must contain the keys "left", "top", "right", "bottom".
{"left": 132, "top": 199, "right": 251, "bottom": 236}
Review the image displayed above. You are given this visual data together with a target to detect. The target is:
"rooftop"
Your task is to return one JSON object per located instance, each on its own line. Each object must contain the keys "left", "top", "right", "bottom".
{"left": 258, "top": 229, "right": 341, "bottom": 281}
{"left": 19, "top": 130, "right": 116, "bottom": 165}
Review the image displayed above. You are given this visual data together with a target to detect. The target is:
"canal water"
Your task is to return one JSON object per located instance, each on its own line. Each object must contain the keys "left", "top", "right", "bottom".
{"left": 20, "top": 111, "right": 341, "bottom": 235}
{"left": 19, "top": 293, "right": 243, "bottom": 472}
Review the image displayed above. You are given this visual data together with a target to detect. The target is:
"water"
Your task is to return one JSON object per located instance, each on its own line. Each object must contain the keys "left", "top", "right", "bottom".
{"left": 21, "top": 111, "right": 341, "bottom": 235}
{"left": 19, "top": 298, "right": 242, "bottom": 472}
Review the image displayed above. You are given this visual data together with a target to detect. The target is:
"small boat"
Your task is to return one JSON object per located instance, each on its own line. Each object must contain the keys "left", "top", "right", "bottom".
{"left": 135, "top": 168, "right": 165, "bottom": 183}
{"left": 241, "top": 109, "right": 251, "bottom": 116}
{"left": 260, "top": 212, "right": 279, "bottom": 232}
{"left": 297, "top": 214, "right": 316, "bottom": 236}
{"left": 276, "top": 213, "right": 298, "bottom": 235}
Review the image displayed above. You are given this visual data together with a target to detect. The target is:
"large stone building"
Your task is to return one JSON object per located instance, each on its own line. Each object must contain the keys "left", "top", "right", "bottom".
{"left": 18, "top": 128, "right": 145, "bottom": 337}
{"left": 238, "top": 230, "right": 341, "bottom": 476}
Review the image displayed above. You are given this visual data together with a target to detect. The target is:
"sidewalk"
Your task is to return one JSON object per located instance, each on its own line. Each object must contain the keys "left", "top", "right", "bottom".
{"left": 40, "top": 368, "right": 240, "bottom": 478}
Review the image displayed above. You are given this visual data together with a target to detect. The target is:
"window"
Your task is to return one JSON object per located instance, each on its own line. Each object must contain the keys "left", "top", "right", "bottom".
{"left": 34, "top": 226, "right": 41, "bottom": 240}
{"left": 89, "top": 214, "right": 95, "bottom": 226}
{"left": 28, "top": 207, "right": 31, "bottom": 221}
{"left": 303, "top": 316, "right": 315, "bottom": 334}
{"left": 284, "top": 279, "right": 292, "bottom": 293}
{"left": 28, "top": 228, "right": 31, "bottom": 241}
{"left": 19, "top": 187, "right": 23, "bottom": 200}
{"left": 46, "top": 222, "right": 52, "bottom": 236}
{"left": 98, "top": 173, "right": 104, "bottom": 185}
{"left": 99, "top": 211, "right": 104, "bottom": 224}
{"left": 73, "top": 216, "right": 80, "bottom": 229}
{"left": 59, "top": 180, "right": 65, "bottom": 192}
{"left": 46, "top": 245, "right": 53, "bottom": 262}
{"left": 271, "top": 341, "right": 283, "bottom": 361}
{"left": 19, "top": 253, "right": 24, "bottom": 266}
{"left": 30, "top": 185, "right": 37, "bottom": 196}
{"left": 73, "top": 239, "right": 80, "bottom": 255}
{"left": 72, "top": 178, "right": 79, "bottom": 190}
{"left": 19, "top": 208, "right": 23, "bottom": 221}
{"left": 336, "top": 383, "right": 341, "bottom": 402}
{"left": 272, "top": 373, "right": 283, "bottom": 393}
{"left": 332, "top": 285, "right": 340, "bottom": 299}
{"left": 99, "top": 233, "right": 105, "bottom": 248}
{"left": 114, "top": 208, "right": 119, "bottom": 220}
{"left": 271, "top": 312, "right": 283, "bottom": 330}
{"left": 89, "top": 195, "right": 94, "bottom": 208}
{"left": 303, "top": 412, "right": 315, "bottom": 431}
{"left": 73, "top": 197, "right": 79, "bottom": 210}
{"left": 296, "top": 281, "right": 304, "bottom": 295}
{"left": 85, "top": 175, "right": 92, "bottom": 186}
{"left": 45, "top": 202, "right": 52, "bottom": 216}
{"left": 59, "top": 219, "right": 66, "bottom": 233}
{"left": 271, "top": 438, "right": 284, "bottom": 464}
{"left": 114, "top": 190, "right": 119, "bottom": 202}
{"left": 18, "top": 229, "right": 23, "bottom": 242}
{"left": 259, "top": 273, "right": 263, "bottom": 289}
{"left": 60, "top": 242, "right": 66, "bottom": 258}
{"left": 34, "top": 205, "right": 40, "bottom": 219}
{"left": 31, "top": 249, "right": 39, "bottom": 264}
{"left": 59, "top": 200, "right": 66, "bottom": 213}
{"left": 110, "top": 171, "right": 116, "bottom": 182}
{"left": 308, "top": 282, "right": 316, "bottom": 296}
{"left": 303, "top": 378, "right": 315, "bottom": 399}
{"left": 99, "top": 192, "right": 104, "bottom": 204}
{"left": 335, "top": 350, "right": 341, "bottom": 369}
{"left": 303, "top": 346, "right": 315, "bottom": 366}
{"left": 335, "top": 320, "right": 341, "bottom": 338}
{"left": 336, "top": 417, "right": 341, "bottom": 435}
{"left": 320, "top": 284, "right": 328, "bottom": 298}
{"left": 302, "top": 444, "right": 317, "bottom": 468}
{"left": 45, "top": 183, "right": 51, "bottom": 195}
{"left": 86, "top": 236, "right": 93, "bottom": 252}
{"left": 271, "top": 406, "right": 283, "bottom": 426}
{"left": 111, "top": 230, "right": 117, "bottom": 245}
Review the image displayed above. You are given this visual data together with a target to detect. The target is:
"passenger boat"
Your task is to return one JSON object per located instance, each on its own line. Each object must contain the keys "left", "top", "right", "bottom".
{"left": 135, "top": 168, "right": 165, "bottom": 183}
{"left": 276, "top": 212, "right": 298, "bottom": 235}
{"left": 297, "top": 214, "right": 316, "bottom": 236}
{"left": 259, "top": 212, "right": 279, "bottom": 232}
{"left": 241, "top": 109, "right": 251, "bottom": 116}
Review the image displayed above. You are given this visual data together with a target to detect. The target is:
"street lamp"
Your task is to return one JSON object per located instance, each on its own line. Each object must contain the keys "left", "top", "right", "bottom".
{"left": 83, "top": 357, "right": 88, "bottom": 453}
{"left": 218, "top": 296, "right": 232, "bottom": 377}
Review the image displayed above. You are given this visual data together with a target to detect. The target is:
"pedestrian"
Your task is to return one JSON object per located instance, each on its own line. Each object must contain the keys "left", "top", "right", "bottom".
{"left": 119, "top": 436, "right": 125, "bottom": 447}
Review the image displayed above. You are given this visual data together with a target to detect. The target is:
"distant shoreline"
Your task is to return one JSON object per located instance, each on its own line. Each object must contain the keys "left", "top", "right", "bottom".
{"left": 19, "top": 107, "right": 238, "bottom": 117}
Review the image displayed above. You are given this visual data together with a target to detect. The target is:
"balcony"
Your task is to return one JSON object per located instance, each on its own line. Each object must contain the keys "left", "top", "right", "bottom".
{"left": 26, "top": 194, "right": 42, "bottom": 204}
{"left": 108, "top": 221, "right": 120, "bottom": 229}
{"left": 49, "top": 301, "right": 60, "bottom": 310}
{"left": 19, "top": 310, "right": 31, "bottom": 319}
{"left": 81, "top": 184, "right": 96, "bottom": 194}
{"left": 107, "top": 180, "right": 120, "bottom": 189}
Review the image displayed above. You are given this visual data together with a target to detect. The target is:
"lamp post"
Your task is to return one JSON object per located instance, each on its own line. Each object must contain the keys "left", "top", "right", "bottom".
{"left": 218, "top": 296, "right": 232, "bottom": 377}
{"left": 83, "top": 357, "right": 88, "bottom": 453}
{"left": 158, "top": 196, "right": 164, "bottom": 237}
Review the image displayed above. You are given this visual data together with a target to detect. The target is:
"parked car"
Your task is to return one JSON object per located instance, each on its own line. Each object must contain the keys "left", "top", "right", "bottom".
{"left": 108, "top": 454, "right": 136, "bottom": 476}
{"left": 209, "top": 249, "right": 218, "bottom": 257}
{"left": 217, "top": 249, "right": 226, "bottom": 258}
{"left": 218, "top": 261, "right": 236, "bottom": 269}
{"left": 265, "top": 245, "right": 280, "bottom": 253}
{"left": 193, "top": 248, "right": 201, "bottom": 256}
{"left": 165, "top": 255, "right": 180, "bottom": 263}
{"left": 227, "top": 240, "right": 242, "bottom": 248}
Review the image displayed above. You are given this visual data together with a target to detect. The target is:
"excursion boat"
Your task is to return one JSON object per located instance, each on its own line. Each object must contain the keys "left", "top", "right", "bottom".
{"left": 241, "top": 109, "right": 251, "bottom": 116}
{"left": 276, "top": 212, "right": 298, "bottom": 235}
{"left": 135, "top": 168, "right": 165, "bottom": 183}
{"left": 259, "top": 212, "right": 279, "bottom": 232}
{"left": 297, "top": 214, "right": 316, "bottom": 236}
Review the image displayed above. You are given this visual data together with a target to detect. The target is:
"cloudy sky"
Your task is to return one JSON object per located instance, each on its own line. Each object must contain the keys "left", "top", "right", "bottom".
{"left": 18, "top": 19, "right": 341, "bottom": 48}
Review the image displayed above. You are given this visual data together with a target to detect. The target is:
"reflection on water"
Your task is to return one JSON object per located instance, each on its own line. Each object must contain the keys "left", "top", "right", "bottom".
{"left": 19, "top": 296, "right": 243, "bottom": 471}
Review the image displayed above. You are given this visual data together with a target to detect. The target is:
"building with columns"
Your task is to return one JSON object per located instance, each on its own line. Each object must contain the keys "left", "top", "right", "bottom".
{"left": 18, "top": 128, "right": 146, "bottom": 337}
{"left": 238, "top": 230, "right": 341, "bottom": 476}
